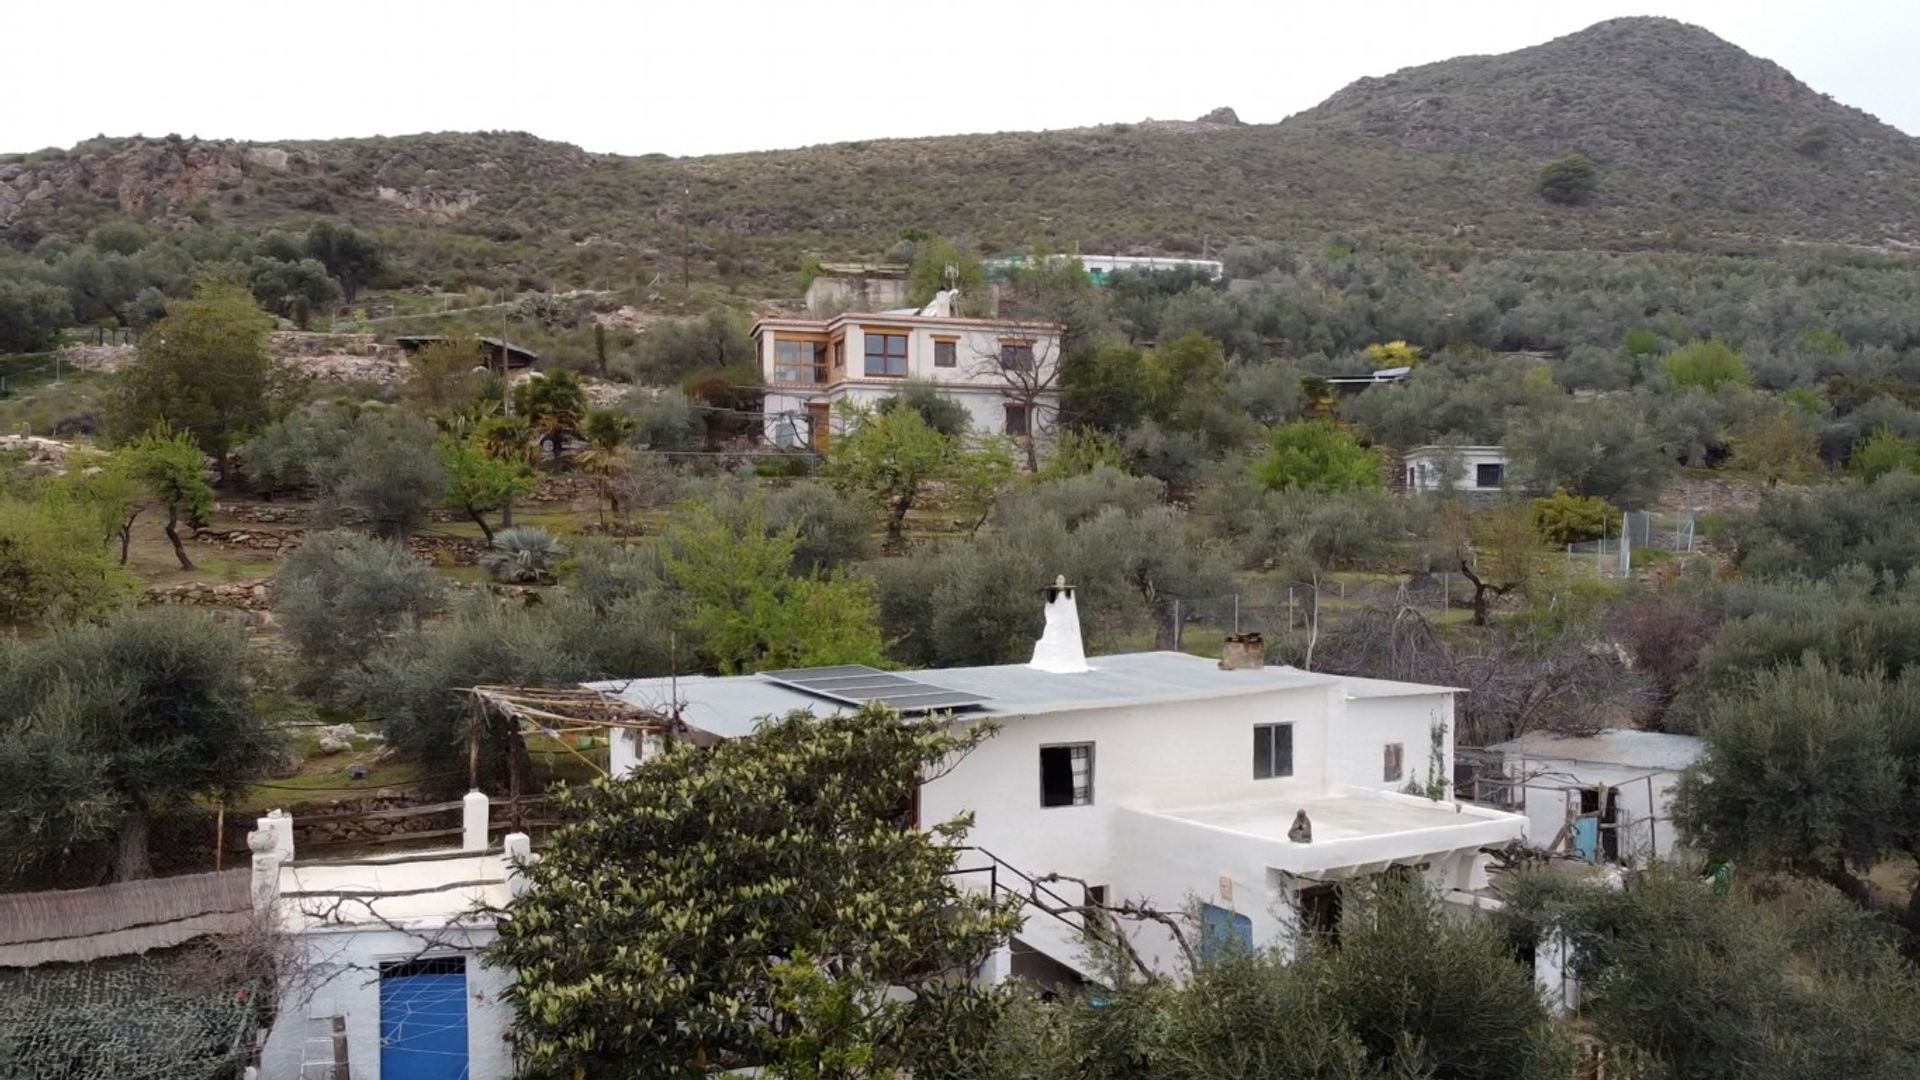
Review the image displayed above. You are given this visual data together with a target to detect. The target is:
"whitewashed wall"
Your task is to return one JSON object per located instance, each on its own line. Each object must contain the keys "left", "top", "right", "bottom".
{"left": 258, "top": 926, "right": 514, "bottom": 1080}
{"left": 1333, "top": 695, "right": 1454, "bottom": 794}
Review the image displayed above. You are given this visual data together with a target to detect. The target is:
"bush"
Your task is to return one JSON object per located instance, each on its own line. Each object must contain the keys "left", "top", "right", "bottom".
{"left": 276, "top": 530, "right": 443, "bottom": 700}
{"left": 1663, "top": 339, "right": 1750, "bottom": 393}
{"left": 1530, "top": 489, "right": 1615, "bottom": 546}
{"left": 624, "top": 389, "right": 706, "bottom": 451}
{"left": 1538, "top": 154, "right": 1599, "bottom": 205}
{"left": 1252, "top": 421, "right": 1381, "bottom": 492}
{"left": 877, "top": 380, "right": 971, "bottom": 437}
{"left": 480, "top": 526, "right": 563, "bottom": 584}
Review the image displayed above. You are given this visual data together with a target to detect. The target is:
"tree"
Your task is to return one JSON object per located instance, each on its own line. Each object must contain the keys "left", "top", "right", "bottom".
{"left": 0, "top": 497, "right": 137, "bottom": 628}
{"left": 1663, "top": 339, "right": 1750, "bottom": 393}
{"left": 627, "top": 389, "right": 707, "bottom": 450}
{"left": 662, "top": 498, "right": 888, "bottom": 674}
{"left": 0, "top": 610, "right": 281, "bottom": 881}
{"left": 275, "top": 530, "right": 442, "bottom": 699}
{"left": 1457, "top": 504, "right": 1546, "bottom": 627}
{"left": 1143, "top": 332, "right": 1230, "bottom": 435}
{"left": 1507, "top": 397, "right": 1674, "bottom": 507}
{"left": 968, "top": 876, "right": 1568, "bottom": 1080}
{"left": 1719, "top": 470, "right": 1920, "bottom": 583}
{"left": 303, "top": 221, "right": 384, "bottom": 305}
{"left": 514, "top": 369, "right": 589, "bottom": 460}
{"left": 1538, "top": 154, "right": 1599, "bottom": 205}
{"left": 1501, "top": 865, "right": 1920, "bottom": 1079}
{"left": 246, "top": 256, "right": 340, "bottom": 325}
{"left": 826, "top": 405, "right": 952, "bottom": 547}
{"left": 491, "top": 705, "right": 1019, "bottom": 1079}
{"left": 877, "top": 380, "right": 971, "bottom": 437}
{"left": 111, "top": 283, "right": 275, "bottom": 481}
{"left": 905, "top": 236, "right": 986, "bottom": 306}
{"left": 315, "top": 408, "right": 447, "bottom": 539}
{"left": 1253, "top": 421, "right": 1382, "bottom": 492}
{"left": 438, "top": 435, "right": 534, "bottom": 541}
{"left": 1528, "top": 489, "right": 1614, "bottom": 546}
{"left": 947, "top": 435, "right": 1019, "bottom": 535}
{"left": 966, "top": 330, "right": 1062, "bottom": 471}
{"left": 1730, "top": 405, "right": 1821, "bottom": 487}
{"left": 403, "top": 337, "right": 488, "bottom": 415}
{"left": 579, "top": 408, "right": 636, "bottom": 526}
{"left": 1675, "top": 660, "right": 1920, "bottom": 939}
{"left": 118, "top": 425, "right": 215, "bottom": 571}
{"left": 1062, "top": 342, "right": 1150, "bottom": 433}
{"left": 1850, "top": 427, "right": 1920, "bottom": 481}
{"left": 630, "top": 310, "right": 755, "bottom": 384}
{"left": 0, "top": 278, "right": 72, "bottom": 353}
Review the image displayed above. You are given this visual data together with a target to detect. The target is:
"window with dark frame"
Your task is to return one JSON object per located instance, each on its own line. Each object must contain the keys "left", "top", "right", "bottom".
{"left": 1004, "top": 403, "right": 1030, "bottom": 436}
{"left": 1040, "top": 743, "right": 1094, "bottom": 807}
{"left": 774, "top": 339, "right": 827, "bottom": 384}
{"left": 1476, "top": 462, "right": 1504, "bottom": 488}
{"left": 999, "top": 341, "right": 1035, "bottom": 372}
{"left": 934, "top": 339, "right": 957, "bottom": 367}
{"left": 1384, "top": 742, "right": 1405, "bottom": 783}
{"left": 1253, "top": 723, "right": 1294, "bottom": 779}
{"left": 865, "top": 333, "right": 909, "bottom": 377}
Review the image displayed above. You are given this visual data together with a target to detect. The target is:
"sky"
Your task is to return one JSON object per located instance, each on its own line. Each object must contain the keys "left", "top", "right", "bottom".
{"left": 4, "top": 0, "right": 1915, "bottom": 157}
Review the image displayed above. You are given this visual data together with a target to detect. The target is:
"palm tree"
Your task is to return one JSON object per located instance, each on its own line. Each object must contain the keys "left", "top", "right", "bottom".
{"left": 577, "top": 409, "right": 636, "bottom": 529}
{"left": 514, "top": 369, "right": 588, "bottom": 461}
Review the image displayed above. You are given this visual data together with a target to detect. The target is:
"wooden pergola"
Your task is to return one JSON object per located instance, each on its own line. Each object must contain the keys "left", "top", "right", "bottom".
{"left": 463, "top": 685, "right": 679, "bottom": 806}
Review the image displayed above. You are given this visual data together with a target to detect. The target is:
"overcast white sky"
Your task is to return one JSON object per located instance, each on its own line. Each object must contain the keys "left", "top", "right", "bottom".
{"left": 5, "top": 0, "right": 1914, "bottom": 156}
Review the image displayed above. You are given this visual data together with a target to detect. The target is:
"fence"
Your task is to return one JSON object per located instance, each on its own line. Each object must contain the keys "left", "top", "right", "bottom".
{"left": 1563, "top": 511, "right": 1697, "bottom": 579}
{"left": 0, "top": 868, "right": 251, "bottom": 967}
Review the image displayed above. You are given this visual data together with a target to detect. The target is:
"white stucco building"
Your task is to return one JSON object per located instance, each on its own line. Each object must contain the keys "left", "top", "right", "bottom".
{"left": 1481, "top": 729, "right": 1706, "bottom": 865}
{"left": 597, "top": 586, "right": 1527, "bottom": 982}
{"left": 252, "top": 798, "right": 530, "bottom": 1080}
{"left": 1403, "top": 444, "right": 1508, "bottom": 493}
{"left": 753, "top": 292, "right": 1063, "bottom": 451}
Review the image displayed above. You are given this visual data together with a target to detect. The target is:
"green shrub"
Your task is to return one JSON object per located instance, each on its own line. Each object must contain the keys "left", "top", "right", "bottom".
{"left": 1530, "top": 489, "right": 1616, "bottom": 546}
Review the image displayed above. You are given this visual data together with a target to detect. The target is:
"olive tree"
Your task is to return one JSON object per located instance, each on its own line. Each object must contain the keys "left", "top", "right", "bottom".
{"left": 491, "top": 705, "right": 1020, "bottom": 1079}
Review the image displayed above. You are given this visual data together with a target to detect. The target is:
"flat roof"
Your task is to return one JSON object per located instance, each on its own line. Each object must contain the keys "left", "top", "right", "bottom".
{"left": 1488, "top": 729, "right": 1706, "bottom": 772}
{"left": 1405, "top": 444, "right": 1505, "bottom": 456}
{"left": 1138, "top": 788, "right": 1526, "bottom": 877}
{"left": 752, "top": 312, "right": 1063, "bottom": 335}
{"left": 277, "top": 849, "right": 511, "bottom": 932}
{"left": 592, "top": 652, "right": 1458, "bottom": 740}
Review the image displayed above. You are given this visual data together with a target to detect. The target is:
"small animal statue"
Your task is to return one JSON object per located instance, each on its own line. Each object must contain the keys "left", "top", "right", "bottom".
{"left": 1288, "top": 809, "right": 1313, "bottom": 844}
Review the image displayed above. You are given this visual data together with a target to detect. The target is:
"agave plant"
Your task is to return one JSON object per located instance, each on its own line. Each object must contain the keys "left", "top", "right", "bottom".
{"left": 480, "top": 526, "right": 563, "bottom": 584}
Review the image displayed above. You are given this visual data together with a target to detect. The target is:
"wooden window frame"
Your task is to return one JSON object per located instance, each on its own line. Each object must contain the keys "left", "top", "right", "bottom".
{"left": 1383, "top": 742, "right": 1405, "bottom": 783}
{"left": 933, "top": 337, "right": 959, "bottom": 368}
{"left": 774, "top": 337, "right": 828, "bottom": 385}
{"left": 998, "top": 338, "right": 1036, "bottom": 373}
{"left": 1004, "top": 402, "right": 1030, "bottom": 437}
{"left": 864, "top": 331, "right": 910, "bottom": 378}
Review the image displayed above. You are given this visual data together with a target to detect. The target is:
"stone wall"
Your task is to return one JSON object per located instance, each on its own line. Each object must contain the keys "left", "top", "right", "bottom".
{"left": 141, "top": 579, "right": 274, "bottom": 611}
{"left": 192, "top": 527, "right": 298, "bottom": 553}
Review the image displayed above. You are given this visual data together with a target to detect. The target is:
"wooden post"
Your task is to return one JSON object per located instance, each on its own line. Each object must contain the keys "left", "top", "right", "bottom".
{"left": 214, "top": 803, "right": 226, "bottom": 872}
{"left": 467, "top": 700, "right": 481, "bottom": 791}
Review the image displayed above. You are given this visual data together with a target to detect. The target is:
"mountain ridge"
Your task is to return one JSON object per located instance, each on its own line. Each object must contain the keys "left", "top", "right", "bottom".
{"left": 4, "top": 17, "right": 1917, "bottom": 290}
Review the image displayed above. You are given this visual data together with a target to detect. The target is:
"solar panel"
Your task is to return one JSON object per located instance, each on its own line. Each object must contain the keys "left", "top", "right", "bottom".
{"left": 760, "top": 665, "right": 990, "bottom": 714}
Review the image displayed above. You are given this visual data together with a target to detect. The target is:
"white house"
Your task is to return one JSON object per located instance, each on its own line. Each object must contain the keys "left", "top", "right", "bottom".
{"left": 1403, "top": 445, "right": 1508, "bottom": 494}
{"left": 252, "top": 798, "right": 530, "bottom": 1080}
{"left": 595, "top": 584, "right": 1526, "bottom": 982}
{"left": 1481, "top": 730, "right": 1706, "bottom": 866}
{"left": 754, "top": 292, "right": 1064, "bottom": 451}
{"left": 984, "top": 253, "right": 1225, "bottom": 284}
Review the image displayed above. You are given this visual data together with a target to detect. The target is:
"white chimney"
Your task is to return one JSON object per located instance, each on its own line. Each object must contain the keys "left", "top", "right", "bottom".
{"left": 1030, "top": 575, "right": 1090, "bottom": 674}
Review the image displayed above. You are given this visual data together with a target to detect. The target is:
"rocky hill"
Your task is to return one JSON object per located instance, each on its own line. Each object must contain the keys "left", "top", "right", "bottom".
{"left": 4, "top": 18, "right": 1917, "bottom": 289}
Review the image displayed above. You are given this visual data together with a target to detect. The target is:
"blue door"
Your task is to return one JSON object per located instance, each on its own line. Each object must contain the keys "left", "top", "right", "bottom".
{"left": 1199, "top": 903, "right": 1253, "bottom": 960}
{"left": 379, "top": 956, "right": 469, "bottom": 1080}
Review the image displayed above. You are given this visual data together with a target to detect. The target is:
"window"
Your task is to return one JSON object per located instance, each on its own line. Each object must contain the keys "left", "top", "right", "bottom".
{"left": 1040, "top": 743, "right": 1094, "bottom": 807}
{"left": 1253, "top": 723, "right": 1293, "bottom": 779}
{"left": 831, "top": 340, "right": 844, "bottom": 373}
{"left": 1004, "top": 403, "right": 1030, "bottom": 437}
{"left": 1199, "top": 903, "right": 1253, "bottom": 960}
{"left": 774, "top": 339, "right": 826, "bottom": 384}
{"left": 934, "top": 339, "right": 958, "bottom": 367}
{"left": 1297, "top": 884, "right": 1342, "bottom": 939}
{"left": 1383, "top": 742, "right": 1405, "bottom": 783}
{"left": 999, "top": 341, "right": 1035, "bottom": 372}
{"left": 1475, "top": 462, "right": 1504, "bottom": 489}
{"left": 865, "top": 333, "right": 909, "bottom": 377}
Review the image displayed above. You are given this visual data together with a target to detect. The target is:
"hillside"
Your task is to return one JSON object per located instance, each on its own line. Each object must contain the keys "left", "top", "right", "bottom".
{"left": 4, "top": 17, "right": 1918, "bottom": 292}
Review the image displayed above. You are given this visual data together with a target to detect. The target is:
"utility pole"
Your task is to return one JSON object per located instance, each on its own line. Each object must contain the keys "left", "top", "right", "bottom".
{"left": 680, "top": 183, "right": 691, "bottom": 298}
{"left": 501, "top": 306, "right": 513, "bottom": 417}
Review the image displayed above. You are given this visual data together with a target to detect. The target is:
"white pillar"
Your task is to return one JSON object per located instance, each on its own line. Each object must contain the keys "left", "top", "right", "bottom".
{"left": 462, "top": 790, "right": 490, "bottom": 851}
{"left": 977, "top": 944, "right": 1013, "bottom": 987}
{"left": 246, "top": 809, "right": 292, "bottom": 913}
{"left": 610, "top": 728, "right": 640, "bottom": 776}
{"left": 503, "top": 832, "right": 533, "bottom": 899}
{"left": 256, "top": 808, "right": 294, "bottom": 862}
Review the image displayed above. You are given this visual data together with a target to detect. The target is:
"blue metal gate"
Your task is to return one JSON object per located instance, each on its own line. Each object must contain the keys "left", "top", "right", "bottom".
{"left": 379, "top": 956, "right": 469, "bottom": 1080}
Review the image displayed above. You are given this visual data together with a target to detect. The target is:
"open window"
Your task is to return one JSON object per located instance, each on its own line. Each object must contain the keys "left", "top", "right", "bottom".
{"left": 1297, "top": 883, "right": 1341, "bottom": 940}
{"left": 1040, "top": 743, "right": 1094, "bottom": 807}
